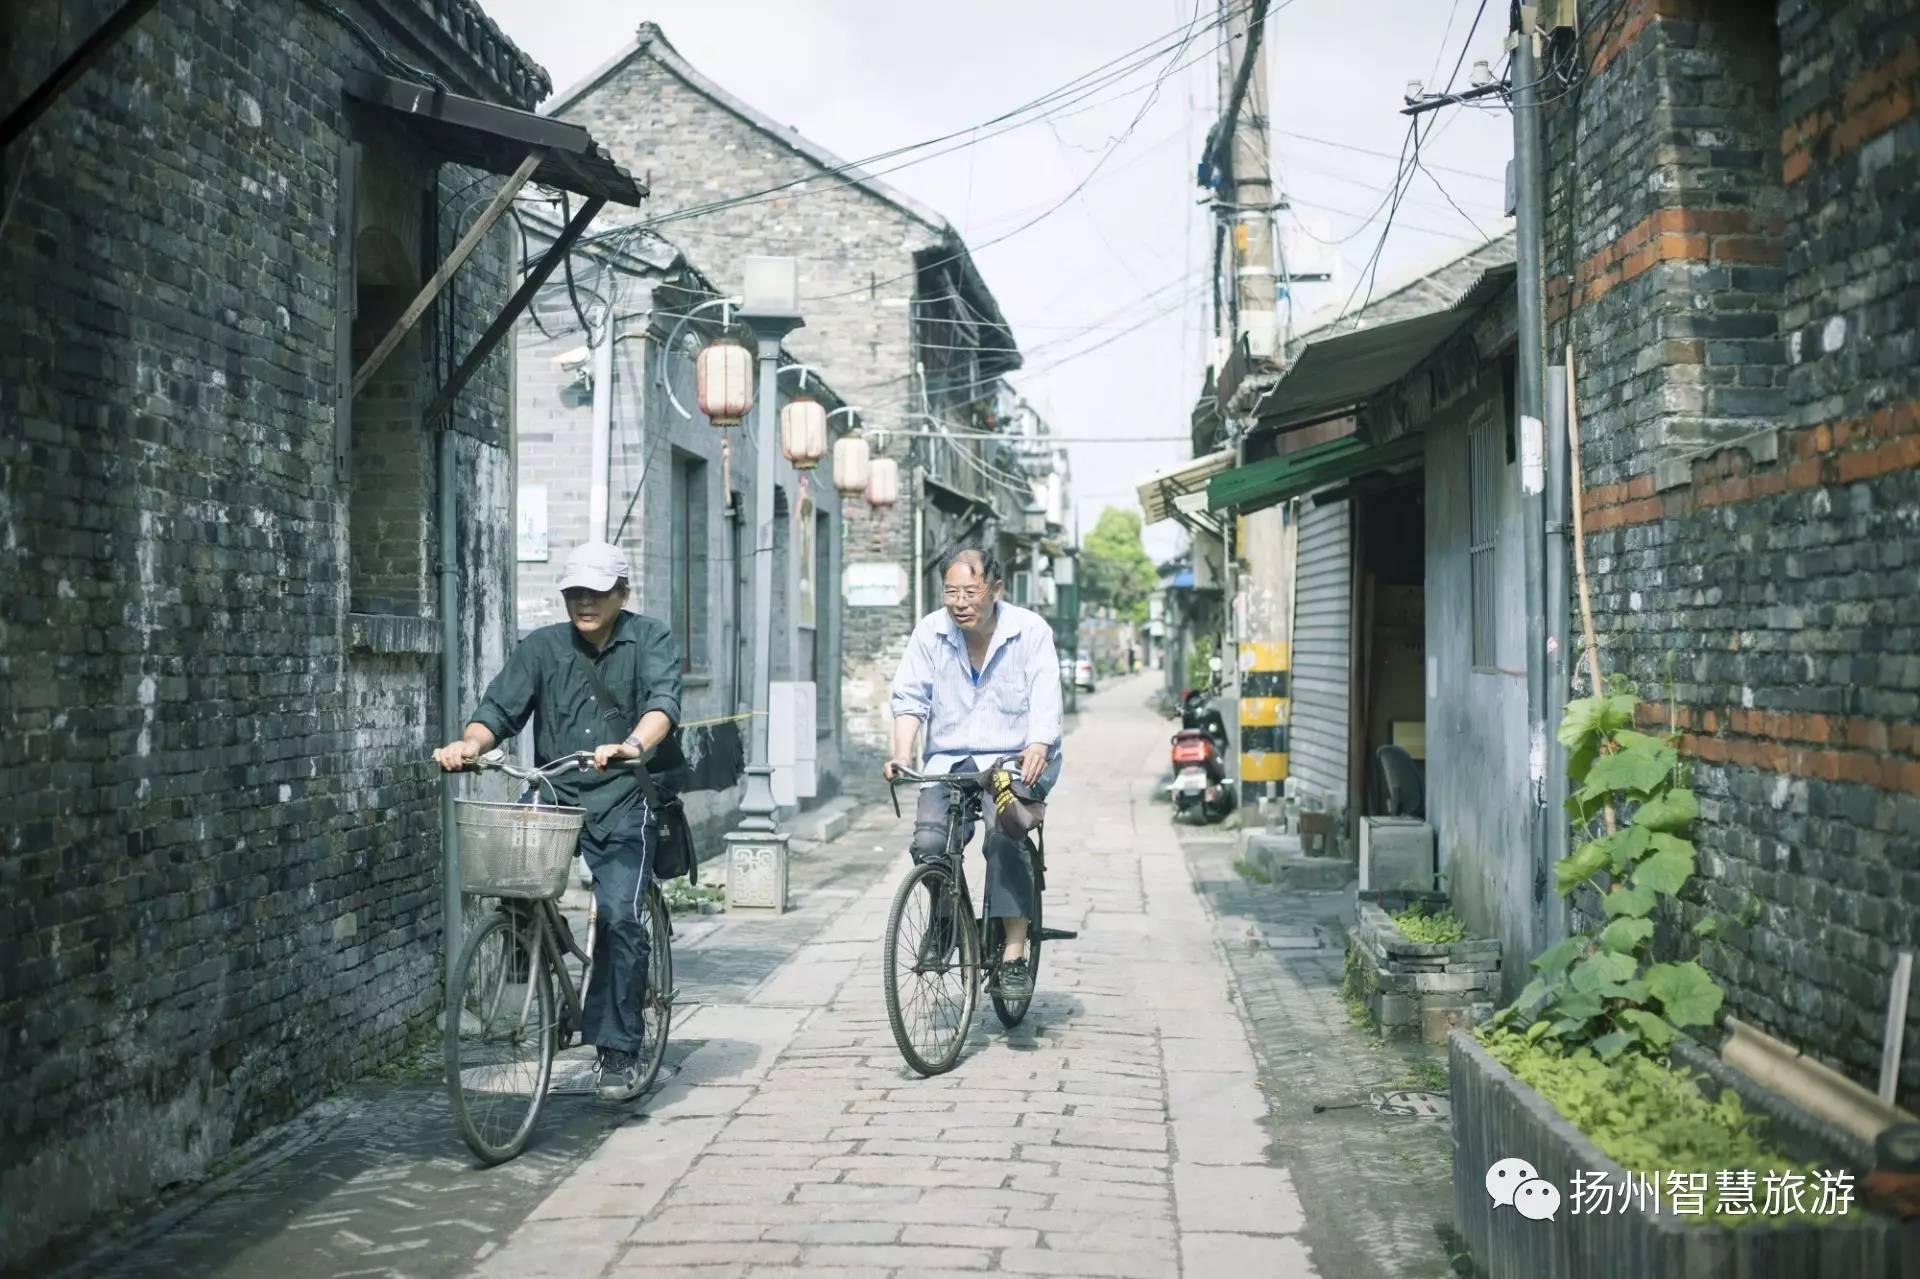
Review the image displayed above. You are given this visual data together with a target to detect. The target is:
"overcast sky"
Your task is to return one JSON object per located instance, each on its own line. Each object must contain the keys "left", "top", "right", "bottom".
{"left": 487, "top": 0, "right": 1517, "bottom": 561}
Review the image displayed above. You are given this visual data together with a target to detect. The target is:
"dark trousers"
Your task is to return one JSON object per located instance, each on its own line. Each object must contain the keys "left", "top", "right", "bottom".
{"left": 909, "top": 754, "right": 1062, "bottom": 923}
{"left": 577, "top": 798, "right": 657, "bottom": 1057}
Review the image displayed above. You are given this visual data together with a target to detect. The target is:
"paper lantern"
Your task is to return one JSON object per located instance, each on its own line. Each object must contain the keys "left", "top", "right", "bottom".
{"left": 832, "top": 433, "right": 871, "bottom": 496}
{"left": 695, "top": 338, "right": 752, "bottom": 427}
{"left": 865, "top": 457, "right": 900, "bottom": 510}
{"left": 780, "top": 396, "right": 828, "bottom": 470}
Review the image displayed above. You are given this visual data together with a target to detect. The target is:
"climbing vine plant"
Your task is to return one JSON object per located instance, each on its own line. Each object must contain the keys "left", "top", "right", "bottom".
{"left": 1488, "top": 675, "right": 1742, "bottom": 1061}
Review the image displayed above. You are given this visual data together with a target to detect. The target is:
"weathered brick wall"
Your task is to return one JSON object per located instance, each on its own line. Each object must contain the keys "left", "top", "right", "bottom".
{"left": 1545, "top": 0, "right": 1920, "bottom": 1104}
{"left": 0, "top": 0, "right": 522, "bottom": 1266}
{"left": 550, "top": 37, "right": 977, "bottom": 754}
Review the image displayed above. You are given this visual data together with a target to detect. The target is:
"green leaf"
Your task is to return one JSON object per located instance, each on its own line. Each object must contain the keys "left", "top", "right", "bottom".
{"left": 1551, "top": 990, "right": 1605, "bottom": 1020}
{"left": 1632, "top": 841, "right": 1695, "bottom": 896}
{"left": 1549, "top": 1018, "right": 1588, "bottom": 1039}
{"left": 1617, "top": 1009, "right": 1678, "bottom": 1048}
{"left": 1632, "top": 788, "right": 1700, "bottom": 833}
{"left": 1599, "top": 917, "right": 1655, "bottom": 954}
{"left": 1694, "top": 915, "right": 1722, "bottom": 938}
{"left": 1554, "top": 840, "right": 1612, "bottom": 895}
{"left": 1571, "top": 951, "right": 1639, "bottom": 993}
{"left": 1646, "top": 961, "right": 1724, "bottom": 1028}
{"left": 1514, "top": 977, "right": 1550, "bottom": 1011}
{"left": 1601, "top": 883, "right": 1658, "bottom": 919}
{"left": 1592, "top": 1030, "right": 1634, "bottom": 1060}
{"left": 1582, "top": 747, "right": 1675, "bottom": 798}
{"left": 1567, "top": 732, "right": 1599, "bottom": 791}
{"left": 1525, "top": 1020, "right": 1552, "bottom": 1043}
{"left": 1604, "top": 692, "right": 1640, "bottom": 733}
{"left": 1558, "top": 695, "right": 1610, "bottom": 751}
{"left": 1613, "top": 729, "right": 1672, "bottom": 753}
{"left": 1530, "top": 937, "right": 1583, "bottom": 977}
{"left": 1609, "top": 826, "right": 1653, "bottom": 873}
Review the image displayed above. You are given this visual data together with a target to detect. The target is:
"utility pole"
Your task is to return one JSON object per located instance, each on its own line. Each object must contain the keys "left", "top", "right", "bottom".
{"left": 1220, "top": 0, "right": 1279, "bottom": 364}
{"left": 1512, "top": 12, "right": 1554, "bottom": 944}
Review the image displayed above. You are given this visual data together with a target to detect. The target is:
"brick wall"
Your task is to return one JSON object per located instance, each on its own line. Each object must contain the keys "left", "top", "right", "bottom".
{"left": 550, "top": 36, "right": 993, "bottom": 755}
{"left": 0, "top": 0, "right": 523, "bottom": 1266}
{"left": 1545, "top": 0, "right": 1920, "bottom": 1103}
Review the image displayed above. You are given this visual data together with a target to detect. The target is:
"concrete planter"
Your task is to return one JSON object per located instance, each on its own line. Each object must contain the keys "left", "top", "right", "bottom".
{"left": 1449, "top": 1029, "right": 1914, "bottom": 1278}
{"left": 1345, "top": 900, "right": 1499, "bottom": 1044}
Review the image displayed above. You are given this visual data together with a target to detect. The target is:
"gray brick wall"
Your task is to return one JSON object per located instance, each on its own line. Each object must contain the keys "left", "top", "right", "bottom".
{"left": 550, "top": 38, "right": 999, "bottom": 754}
{"left": 513, "top": 255, "right": 848, "bottom": 843}
{"left": 0, "top": 0, "right": 524, "bottom": 1266}
{"left": 1543, "top": 0, "right": 1920, "bottom": 1105}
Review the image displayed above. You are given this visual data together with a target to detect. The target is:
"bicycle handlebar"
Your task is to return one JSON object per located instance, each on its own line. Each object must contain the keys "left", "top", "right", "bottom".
{"left": 454, "top": 748, "right": 655, "bottom": 804}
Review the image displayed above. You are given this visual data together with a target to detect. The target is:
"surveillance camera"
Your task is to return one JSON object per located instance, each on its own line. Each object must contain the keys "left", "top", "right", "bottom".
{"left": 556, "top": 345, "right": 590, "bottom": 372}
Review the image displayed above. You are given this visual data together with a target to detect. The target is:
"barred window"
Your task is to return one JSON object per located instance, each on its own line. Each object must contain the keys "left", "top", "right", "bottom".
{"left": 1468, "top": 398, "right": 1501, "bottom": 669}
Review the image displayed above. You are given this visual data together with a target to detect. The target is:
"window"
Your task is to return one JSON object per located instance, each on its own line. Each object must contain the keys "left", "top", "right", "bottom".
{"left": 1467, "top": 397, "right": 1501, "bottom": 669}
{"left": 671, "top": 454, "right": 708, "bottom": 674}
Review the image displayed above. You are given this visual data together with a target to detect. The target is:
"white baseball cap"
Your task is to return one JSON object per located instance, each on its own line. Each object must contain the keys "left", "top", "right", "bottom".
{"left": 557, "top": 541, "right": 632, "bottom": 593}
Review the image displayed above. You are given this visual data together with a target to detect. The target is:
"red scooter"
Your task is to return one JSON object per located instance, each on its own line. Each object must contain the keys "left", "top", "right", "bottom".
{"left": 1169, "top": 660, "right": 1233, "bottom": 823}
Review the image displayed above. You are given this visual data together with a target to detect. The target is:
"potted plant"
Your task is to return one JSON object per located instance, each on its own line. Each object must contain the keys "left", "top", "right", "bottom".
{"left": 1449, "top": 678, "right": 1910, "bottom": 1277}
{"left": 1345, "top": 897, "right": 1501, "bottom": 1044}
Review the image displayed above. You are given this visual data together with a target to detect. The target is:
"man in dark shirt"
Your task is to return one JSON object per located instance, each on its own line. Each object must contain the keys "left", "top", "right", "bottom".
{"left": 433, "top": 540, "right": 681, "bottom": 1101}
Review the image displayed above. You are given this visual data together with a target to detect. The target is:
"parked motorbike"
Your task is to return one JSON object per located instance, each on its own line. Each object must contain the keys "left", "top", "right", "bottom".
{"left": 1169, "top": 658, "right": 1233, "bottom": 823}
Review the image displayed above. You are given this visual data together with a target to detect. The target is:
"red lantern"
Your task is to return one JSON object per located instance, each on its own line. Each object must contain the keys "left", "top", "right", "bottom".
{"left": 832, "top": 433, "right": 870, "bottom": 497}
{"left": 780, "top": 397, "right": 828, "bottom": 470}
{"left": 695, "top": 339, "right": 752, "bottom": 427}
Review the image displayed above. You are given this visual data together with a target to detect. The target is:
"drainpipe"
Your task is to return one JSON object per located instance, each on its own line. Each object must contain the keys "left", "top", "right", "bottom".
{"left": 912, "top": 463, "right": 926, "bottom": 621}
{"left": 1544, "top": 360, "right": 1572, "bottom": 948}
{"left": 437, "top": 426, "right": 461, "bottom": 979}
{"left": 589, "top": 322, "right": 613, "bottom": 539}
{"left": 1514, "top": 14, "right": 1553, "bottom": 938}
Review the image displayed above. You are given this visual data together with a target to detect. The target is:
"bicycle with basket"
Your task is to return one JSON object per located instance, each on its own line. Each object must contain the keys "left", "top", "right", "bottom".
{"left": 443, "top": 747, "right": 688, "bottom": 1164}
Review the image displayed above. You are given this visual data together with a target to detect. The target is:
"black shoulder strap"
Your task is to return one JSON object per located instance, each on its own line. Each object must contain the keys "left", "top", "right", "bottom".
{"left": 573, "top": 650, "right": 682, "bottom": 790}
{"left": 574, "top": 651, "right": 631, "bottom": 724}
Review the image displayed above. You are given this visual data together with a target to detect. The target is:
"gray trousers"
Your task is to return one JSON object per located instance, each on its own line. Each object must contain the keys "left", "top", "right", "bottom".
{"left": 908, "top": 754, "right": 1062, "bottom": 922}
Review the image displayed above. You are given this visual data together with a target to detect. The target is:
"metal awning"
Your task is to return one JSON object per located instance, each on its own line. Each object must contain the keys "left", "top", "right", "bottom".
{"left": 1137, "top": 449, "right": 1235, "bottom": 529}
{"left": 333, "top": 72, "right": 646, "bottom": 454}
{"left": 1247, "top": 262, "right": 1516, "bottom": 433}
{"left": 1208, "top": 433, "right": 1424, "bottom": 516}
{"left": 345, "top": 71, "right": 644, "bottom": 205}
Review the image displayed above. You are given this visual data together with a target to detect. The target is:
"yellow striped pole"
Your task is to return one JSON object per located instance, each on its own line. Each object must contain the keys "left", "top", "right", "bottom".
{"left": 1238, "top": 641, "right": 1290, "bottom": 803}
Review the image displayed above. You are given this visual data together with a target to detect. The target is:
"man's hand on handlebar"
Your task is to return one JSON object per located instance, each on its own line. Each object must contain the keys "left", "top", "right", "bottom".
{"left": 593, "top": 742, "right": 643, "bottom": 772}
{"left": 882, "top": 758, "right": 912, "bottom": 782}
{"left": 433, "top": 739, "right": 481, "bottom": 772}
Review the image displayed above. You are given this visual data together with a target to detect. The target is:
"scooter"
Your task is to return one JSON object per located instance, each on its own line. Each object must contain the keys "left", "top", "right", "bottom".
{"left": 1169, "top": 658, "right": 1234, "bottom": 823}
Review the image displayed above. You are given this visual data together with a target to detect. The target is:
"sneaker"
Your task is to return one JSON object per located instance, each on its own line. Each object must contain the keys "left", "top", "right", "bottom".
{"left": 917, "top": 912, "right": 955, "bottom": 968}
{"left": 594, "top": 1049, "right": 644, "bottom": 1102}
{"left": 997, "top": 956, "right": 1033, "bottom": 1001}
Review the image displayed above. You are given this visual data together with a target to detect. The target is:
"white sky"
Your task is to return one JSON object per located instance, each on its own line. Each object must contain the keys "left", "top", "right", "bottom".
{"left": 486, "top": 0, "right": 1517, "bottom": 561}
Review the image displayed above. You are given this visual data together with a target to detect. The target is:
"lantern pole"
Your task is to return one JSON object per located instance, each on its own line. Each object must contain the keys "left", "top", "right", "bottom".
{"left": 735, "top": 260, "right": 804, "bottom": 838}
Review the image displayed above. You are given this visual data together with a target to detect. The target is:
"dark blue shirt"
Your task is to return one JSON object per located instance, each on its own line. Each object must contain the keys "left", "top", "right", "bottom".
{"left": 470, "top": 611, "right": 682, "bottom": 841}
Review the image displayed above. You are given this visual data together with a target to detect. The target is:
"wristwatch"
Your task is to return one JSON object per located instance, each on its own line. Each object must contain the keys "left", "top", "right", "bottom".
{"left": 622, "top": 733, "right": 644, "bottom": 751}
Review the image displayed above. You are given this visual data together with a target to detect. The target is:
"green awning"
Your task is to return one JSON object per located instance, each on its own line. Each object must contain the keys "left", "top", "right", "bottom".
{"left": 1207, "top": 433, "right": 1423, "bottom": 515}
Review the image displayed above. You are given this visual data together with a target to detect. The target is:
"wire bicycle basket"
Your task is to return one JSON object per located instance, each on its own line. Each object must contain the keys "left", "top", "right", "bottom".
{"left": 455, "top": 777, "right": 585, "bottom": 899}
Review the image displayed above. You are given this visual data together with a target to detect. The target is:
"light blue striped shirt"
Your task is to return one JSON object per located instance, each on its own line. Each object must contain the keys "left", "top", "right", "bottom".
{"left": 889, "top": 601, "right": 1064, "bottom": 774}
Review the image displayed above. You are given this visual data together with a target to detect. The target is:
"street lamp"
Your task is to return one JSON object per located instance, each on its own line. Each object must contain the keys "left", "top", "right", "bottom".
{"left": 725, "top": 258, "right": 805, "bottom": 912}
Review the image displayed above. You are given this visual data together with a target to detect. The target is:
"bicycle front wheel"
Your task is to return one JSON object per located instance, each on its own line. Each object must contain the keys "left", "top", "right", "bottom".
{"left": 445, "top": 907, "right": 555, "bottom": 1164}
{"left": 883, "top": 861, "right": 980, "bottom": 1076}
{"left": 635, "top": 881, "right": 674, "bottom": 1096}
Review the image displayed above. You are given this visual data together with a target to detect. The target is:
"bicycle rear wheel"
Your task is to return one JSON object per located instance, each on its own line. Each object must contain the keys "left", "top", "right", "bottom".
{"left": 445, "top": 906, "right": 555, "bottom": 1164}
{"left": 883, "top": 861, "right": 980, "bottom": 1076}
{"left": 635, "top": 881, "right": 674, "bottom": 1096}
{"left": 989, "top": 889, "right": 1043, "bottom": 1028}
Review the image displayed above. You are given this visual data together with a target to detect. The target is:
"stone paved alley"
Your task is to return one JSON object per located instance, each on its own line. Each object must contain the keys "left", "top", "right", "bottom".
{"left": 58, "top": 676, "right": 1458, "bottom": 1279}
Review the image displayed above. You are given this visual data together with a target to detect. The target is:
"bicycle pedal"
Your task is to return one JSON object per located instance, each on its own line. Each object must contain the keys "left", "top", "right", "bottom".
{"left": 1039, "top": 926, "right": 1078, "bottom": 941}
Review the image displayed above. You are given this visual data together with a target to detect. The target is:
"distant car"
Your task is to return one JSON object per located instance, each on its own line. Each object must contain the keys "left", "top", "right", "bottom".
{"left": 1073, "top": 654, "right": 1095, "bottom": 691}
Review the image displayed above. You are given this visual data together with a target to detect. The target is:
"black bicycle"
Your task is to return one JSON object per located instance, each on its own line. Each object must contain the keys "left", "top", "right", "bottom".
{"left": 443, "top": 749, "right": 675, "bottom": 1164}
{"left": 881, "top": 761, "right": 1075, "bottom": 1075}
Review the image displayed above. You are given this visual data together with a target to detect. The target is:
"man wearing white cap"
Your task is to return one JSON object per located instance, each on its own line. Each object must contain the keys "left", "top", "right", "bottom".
{"left": 433, "top": 540, "right": 682, "bottom": 1101}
